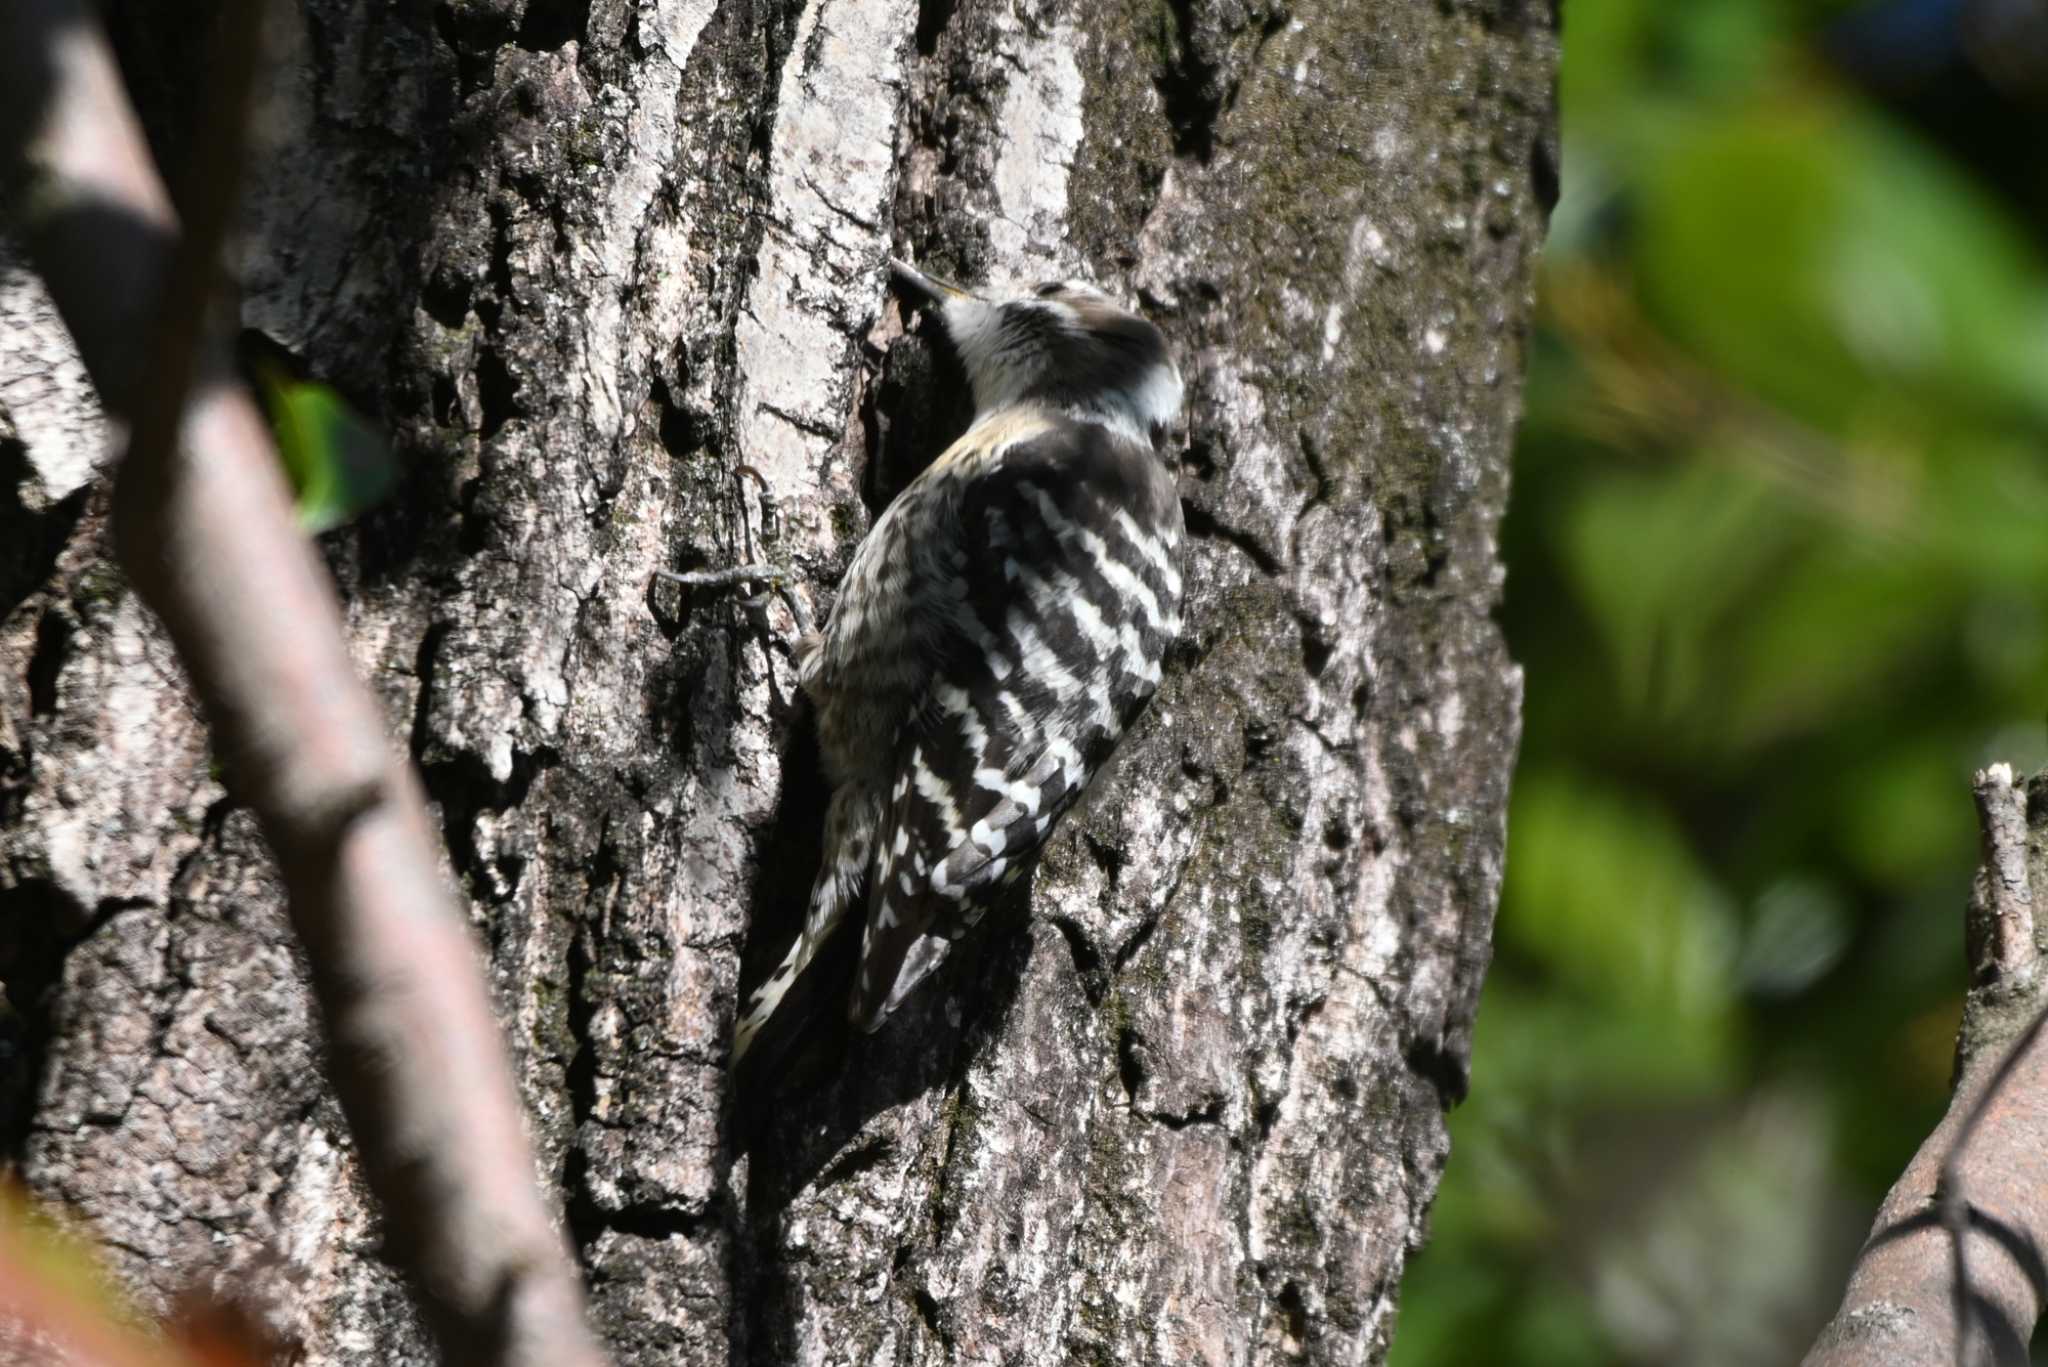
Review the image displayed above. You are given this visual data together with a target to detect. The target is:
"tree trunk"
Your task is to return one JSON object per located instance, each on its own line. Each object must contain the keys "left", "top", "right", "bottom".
{"left": 0, "top": 1, "right": 1555, "bottom": 1362}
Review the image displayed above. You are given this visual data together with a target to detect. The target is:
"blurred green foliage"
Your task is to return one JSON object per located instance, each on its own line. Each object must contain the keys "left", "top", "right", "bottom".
{"left": 1393, "top": 1, "right": 2048, "bottom": 1362}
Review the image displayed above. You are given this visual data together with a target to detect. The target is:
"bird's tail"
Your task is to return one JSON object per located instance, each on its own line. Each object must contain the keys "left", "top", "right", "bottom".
{"left": 731, "top": 784, "right": 881, "bottom": 1064}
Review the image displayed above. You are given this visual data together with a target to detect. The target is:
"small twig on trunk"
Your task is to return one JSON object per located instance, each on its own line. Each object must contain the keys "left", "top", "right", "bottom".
{"left": 0, "top": 4, "right": 610, "bottom": 1364}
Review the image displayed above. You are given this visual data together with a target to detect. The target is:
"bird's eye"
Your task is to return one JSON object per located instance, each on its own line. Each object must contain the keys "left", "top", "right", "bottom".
{"left": 1034, "top": 282, "right": 1064, "bottom": 298}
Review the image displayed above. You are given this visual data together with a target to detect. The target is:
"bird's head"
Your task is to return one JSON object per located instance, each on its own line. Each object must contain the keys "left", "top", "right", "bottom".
{"left": 889, "top": 258, "right": 1183, "bottom": 450}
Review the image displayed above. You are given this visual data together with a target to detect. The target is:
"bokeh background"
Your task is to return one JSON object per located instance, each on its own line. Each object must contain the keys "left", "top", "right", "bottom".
{"left": 1390, "top": 0, "right": 2048, "bottom": 1362}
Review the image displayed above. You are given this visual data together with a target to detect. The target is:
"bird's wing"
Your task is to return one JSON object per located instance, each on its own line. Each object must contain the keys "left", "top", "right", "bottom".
{"left": 851, "top": 420, "right": 1183, "bottom": 1028}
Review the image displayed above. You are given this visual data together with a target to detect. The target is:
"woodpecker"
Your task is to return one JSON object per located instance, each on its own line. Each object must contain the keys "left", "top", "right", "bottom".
{"left": 729, "top": 258, "right": 1185, "bottom": 1065}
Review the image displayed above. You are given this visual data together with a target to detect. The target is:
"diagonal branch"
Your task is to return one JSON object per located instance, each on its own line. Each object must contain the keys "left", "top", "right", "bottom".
{"left": 1803, "top": 764, "right": 2048, "bottom": 1367}
{"left": 0, "top": 3, "right": 609, "bottom": 1364}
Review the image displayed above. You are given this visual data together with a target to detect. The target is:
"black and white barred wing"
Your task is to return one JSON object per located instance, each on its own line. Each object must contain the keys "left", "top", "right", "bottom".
{"left": 852, "top": 422, "right": 1184, "bottom": 1027}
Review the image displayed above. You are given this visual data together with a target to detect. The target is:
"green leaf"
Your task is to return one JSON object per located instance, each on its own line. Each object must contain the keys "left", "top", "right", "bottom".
{"left": 258, "top": 368, "right": 396, "bottom": 534}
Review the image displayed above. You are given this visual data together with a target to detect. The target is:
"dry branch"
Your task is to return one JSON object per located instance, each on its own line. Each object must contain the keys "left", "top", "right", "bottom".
{"left": 1804, "top": 764, "right": 2048, "bottom": 1367}
{"left": 0, "top": 3, "right": 607, "bottom": 1363}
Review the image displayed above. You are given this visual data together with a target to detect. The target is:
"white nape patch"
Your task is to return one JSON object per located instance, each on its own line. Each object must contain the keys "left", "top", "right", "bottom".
{"left": 1077, "top": 353, "right": 1180, "bottom": 450}
{"left": 1133, "top": 359, "right": 1185, "bottom": 433}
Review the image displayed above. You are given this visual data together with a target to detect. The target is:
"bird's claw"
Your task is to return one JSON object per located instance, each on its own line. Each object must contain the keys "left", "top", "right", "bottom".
{"left": 654, "top": 563, "right": 814, "bottom": 637}
{"left": 654, "top": 563, "right": 789, "bottom": 592}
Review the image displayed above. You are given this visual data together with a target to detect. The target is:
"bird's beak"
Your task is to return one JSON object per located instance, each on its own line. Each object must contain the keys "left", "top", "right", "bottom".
{"left": 888, "top": 257, "right": 975, "bottom": 307}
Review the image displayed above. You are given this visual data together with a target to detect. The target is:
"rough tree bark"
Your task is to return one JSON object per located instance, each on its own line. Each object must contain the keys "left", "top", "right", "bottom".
{"left": 0, "top": 1, "right": 1555, "bottom": 1363}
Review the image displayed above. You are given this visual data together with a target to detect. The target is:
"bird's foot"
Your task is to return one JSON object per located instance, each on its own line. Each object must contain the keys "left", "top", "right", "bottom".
{"left": 653, "top": 562, "right": 814, "bottom": 637}
{"left": 655, "top": 464, "right": 815, "bottom": 635}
